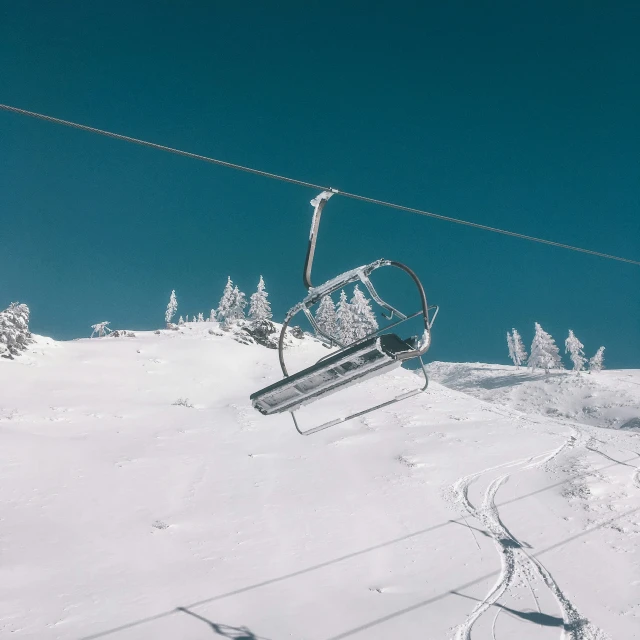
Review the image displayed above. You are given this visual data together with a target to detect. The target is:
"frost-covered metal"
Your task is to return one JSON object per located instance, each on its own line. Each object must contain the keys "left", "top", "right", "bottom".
{"left": 250, "top": 191, "right": 439, "bottom": 435}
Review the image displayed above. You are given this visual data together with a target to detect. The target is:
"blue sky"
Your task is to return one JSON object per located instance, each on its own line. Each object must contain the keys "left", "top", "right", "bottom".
{"left": 1, "top": 2, "right": 638, "bottom": 367}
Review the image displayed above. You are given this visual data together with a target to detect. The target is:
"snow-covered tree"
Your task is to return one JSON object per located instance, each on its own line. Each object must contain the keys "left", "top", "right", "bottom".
{"left": 217, "top": 277, "right": 235, "bottom": 324}
{"left": 209, "top": 309, "right": 216, "bottom": 322}
{"left": 315, "top": 294, "right": 338, "bottom": 339}
{"left": 507, "top": 331, "right": 515, "bottom": 363}
{"left": 589, "top": 346, "right": 605, "bottom": 373}
{"left": 565, "top": 330, "right": 586, "bottom": 372}
{"left": 511, "top": 329, "right": 527, "bottom": 368}
{"left": 229, "top": 285, "right": 247, "bottom": 323}
{"left": 336, "top": 289, "right": 356, "bottom": 344}
{"left": 197, "top": 312, "right": 204, "bottom": 323}
{"left": 0, "top": 302, "right": 33, "bottom": 357}
{"left": 165, "top": 290, "right": 178, "bottom": 327}
{"left": 178, "top": 316, "right": 184, "bottom": 325}
{"left": 90, "top": 321, "right": 111, "bottom": 338}
{"left": 350, "top": 285, "right": 378, "bottom": 340}
{"left": 249, "top": 275, "right": 272, "bottom": 321}
{"left": 528, "top": 322, "right": 563, "bottom": 373}
{"left": 507, "top": 328, "right": 527, "bottom": 368}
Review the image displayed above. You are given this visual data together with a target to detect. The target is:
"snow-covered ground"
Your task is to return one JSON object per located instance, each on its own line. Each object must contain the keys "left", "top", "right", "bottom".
{"left": 1, "top": 325, "right": 639, "bottom": 639}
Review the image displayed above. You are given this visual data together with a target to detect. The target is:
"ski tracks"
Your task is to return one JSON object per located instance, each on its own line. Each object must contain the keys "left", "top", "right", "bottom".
{"left": 450, "top": 431, "right": 610, "bottom": 640}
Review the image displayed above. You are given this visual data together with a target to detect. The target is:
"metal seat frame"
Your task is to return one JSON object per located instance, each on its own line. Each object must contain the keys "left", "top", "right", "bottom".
{"left": 253, "top": 191, "right": 438, "bottom": 435}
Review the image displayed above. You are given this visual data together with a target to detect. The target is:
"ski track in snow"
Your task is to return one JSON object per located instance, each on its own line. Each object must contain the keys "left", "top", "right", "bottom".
{"left": 450, "top": 428, "right": 612, "bottom": 640}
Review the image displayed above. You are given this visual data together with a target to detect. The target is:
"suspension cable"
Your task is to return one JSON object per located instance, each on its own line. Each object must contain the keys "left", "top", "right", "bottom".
{"left": 2, "top": 102, "right": 638, "bottom": 267}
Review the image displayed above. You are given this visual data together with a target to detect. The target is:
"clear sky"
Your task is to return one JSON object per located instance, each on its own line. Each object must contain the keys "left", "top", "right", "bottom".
{"left": 1, "top": 2, "right": 639, "bottom": 367}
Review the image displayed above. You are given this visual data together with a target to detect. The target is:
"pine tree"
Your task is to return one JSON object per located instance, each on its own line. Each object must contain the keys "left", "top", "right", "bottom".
{"left": 209, "top": 309, "right": 216, "bottom": 322}
{"left": 228, "top": 285, "right": 247, "bottom": 324}
{"left": 165, "top": 290, "right": 178, "bottom": 327}
{"left": 511, "top": 329, "right": 527, "bottom": 368}
{"left": 507, "top": 331, "right": 516, "bottom": 365}
{"left": 249, "top": 275, "right": 272, "bottom": 321}
{"left": 507, "top": 328, "right": 527, "bottom": 368}
{"left": 589, "top": 346, "right": 605, "bottom": 373}
{"left": 315, "top": 294, "right": 338, "bottom": 340}
{"left": 197, "top": 312, "right": 204, "bottom": 323}
{"left": 350, "top": 285, "right": 378, "bottom": 340}
{"left": 178, "top": 316, "right": 184, "bottom": 325}
{"left": 0, "top": 302, "right": 34, "bottom": 357}
{"left": 565, "top": 330, "right": 586, "bottom": 372}
{"left": 528, "top": 322, "right": 563, "bottom": 373}
{"left": 217, "top": 277, "right": 235, "bottom": 324}
{"left": 336, "top": 289, "right": 356, "bottom": 344}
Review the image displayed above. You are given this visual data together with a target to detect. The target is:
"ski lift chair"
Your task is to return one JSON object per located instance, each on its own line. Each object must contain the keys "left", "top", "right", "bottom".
{"left": 250, "top": 191, "right": 438, "bottom": 435}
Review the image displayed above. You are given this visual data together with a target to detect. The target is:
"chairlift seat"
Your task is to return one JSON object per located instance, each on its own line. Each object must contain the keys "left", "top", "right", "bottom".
{"left": 251, "top": 334, "right": 413, "bottom": 415}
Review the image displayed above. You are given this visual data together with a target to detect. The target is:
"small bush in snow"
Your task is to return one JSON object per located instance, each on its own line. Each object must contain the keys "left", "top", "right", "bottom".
{"left": 90, "top": 321, "right": 111, "bottom": 338}
{"left": 242, "top": 319, "right": 278, "bottom": 348}
{"left": 172, "top": 398, "right": 194, "bottom": 408}
{"left": 290, "top": 325, "right": 305, "bottom": 339}
{"left": 588, "top": 346, "right": 605, "bottom": 373}
{"left": 565, "top": 330, "right": 586, "bottom": 372}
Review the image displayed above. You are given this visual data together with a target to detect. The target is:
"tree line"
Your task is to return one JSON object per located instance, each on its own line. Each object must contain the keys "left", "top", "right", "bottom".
{"left": 507, "top": 324, "right": 605, "bottom": 373}
{"left": 164, "top": 275, "right": 273, "bottom": 328}
{"left": 163, "top": 278, "right": 380, "bottom": 347}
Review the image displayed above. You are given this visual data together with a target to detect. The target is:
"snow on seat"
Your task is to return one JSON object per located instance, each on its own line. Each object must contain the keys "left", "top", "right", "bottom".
{"left": 250, "top": 334, "right": 414, "bottom": 415}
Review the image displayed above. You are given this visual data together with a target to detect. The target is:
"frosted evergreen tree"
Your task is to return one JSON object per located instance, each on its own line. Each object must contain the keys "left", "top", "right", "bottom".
{"left": 528, "top": 322, "right": 563, "bottom": 373}
{"left": 197, "top": 312, "right": 204, "bottom": 323}
{"left": 178, "top": 316, "right": 184, "bottom": 325}
{"left": 90, "top": 321, "right": 111, "bottom": 338}
{"left": 185, "top": 314, "right": 189, "bottom": 322}
{"left": 226, "top": 285, "right": 247, "bottom": 324}
{"left": 507, "top": 331, "right": 516, "bottom": 364}
{"left": 165, "top": 290, "right": 178, "bottom": 327}
{"left": 336, "top": 289, "right": 356, "bottom": 344}
{"left": 511, "top": 329, "right": 527, "bottom": 368}
{"left": 350, "top": 285, "right": 378, "bottom": 340}
{"left": 507, "top": 328, "right": 527, "bottom": 368}
{"left": 315, "top": 294, "right": 338, "bottom": 339}
{"left": 0, "top": 302, "right": 33, "bottom": 356}
{"left": 209, "top": 309, "right": 216, "bottom": 322}
{"left": 249, "top": 275, "right": 272, "bottom": 321}
{"left": 589, "top": 346, "right": 605, "bottom": 373}
{"left": 217, "top": 277, "right": 235, "bottom": 324}
{"left": 565, "top": 330, "right": 586, "bottom": 372}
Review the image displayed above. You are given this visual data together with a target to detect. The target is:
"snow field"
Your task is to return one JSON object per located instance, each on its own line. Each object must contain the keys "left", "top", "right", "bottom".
{"left": 1, "top": 325, "right": 638, "bottom": 639}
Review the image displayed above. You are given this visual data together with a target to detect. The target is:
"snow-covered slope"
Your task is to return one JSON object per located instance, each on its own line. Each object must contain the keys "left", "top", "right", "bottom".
{"left": 427, "top": 361, "right": 640, "bottom": 431}
{"left": 1, "top": 325, "right": 639, "bottom": 639}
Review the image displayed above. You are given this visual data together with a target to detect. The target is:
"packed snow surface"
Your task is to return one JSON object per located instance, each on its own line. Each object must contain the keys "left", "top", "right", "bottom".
{"left": 1, "top": 325, "right": 639, "bottom": 639}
